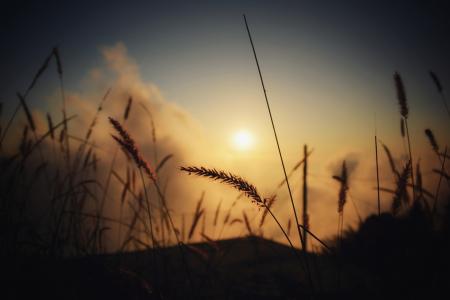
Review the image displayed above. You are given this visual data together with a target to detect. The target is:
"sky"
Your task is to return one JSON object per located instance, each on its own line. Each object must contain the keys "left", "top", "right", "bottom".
{"left": 1, "top": 0, "right": 450, "bottom": 247}
{"left": 2, "top": 0, "right": 450, "bottom": 143}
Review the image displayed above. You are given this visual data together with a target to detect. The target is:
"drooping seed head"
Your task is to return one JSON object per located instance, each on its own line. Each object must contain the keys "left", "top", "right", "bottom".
{"left": 180, "top": 166, "right": 264, "bottom": 207}
{"left": 46, "top": 113, "right": 54, "bottom": 139}
{"left": 400, "top": 118, "right": 405, "bottom": 138}
{"left": 429, "top": 70, "right": 443, "bottom": 93}
{"left": 53, "top": 47, "right": 63, "bottom": 77}
{"left": 124, "top": 96, "right": 133, "bottom": 120}
{"left": 17, "top": 93, "right": 35, "bottom": 132}
{"left": 424, "top": 128, "right": 439, "bottom": 155}
{"left": 109, "top": 117, "right": 156, "bottom": 180}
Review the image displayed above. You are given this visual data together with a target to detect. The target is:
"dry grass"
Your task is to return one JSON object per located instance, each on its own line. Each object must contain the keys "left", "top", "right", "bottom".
{"left": 188, "top": 192, "right": 205, "bottom": 241}
{"left": 213, "top": 199, "right": 222, "bottom": 227}
{"left": 394, "top": 72, "right": 416, "bottom": 201}
{"left": 180, "top": 166, "right": 264, "bottom": 206}
{"left": 332, "top": 161, "right": 348, "bottom": 214}
{"left": 109, "top": 117, "right": 156, "bottom": 180}
{"left": 1, "top": 32, "right": 450, "bottom": 299}
{"left": 382, "top": 142, "right": 400, "bottom": 178}
{"left": 123, "top": 96, "right": 133, "bottom": 121}
{"left": 392, "top": 160, "right": 411, "bottom": 215}
{"left": 259, "top": 195, "right": 276, "bottom": 228}
{"left": 425, "top": 128, "right": 440, "bottom": 158}
{"left": 425, "top": 128, "right": 439, "bottom": 155}
{"left": 394, "top": 72, "right": 409, "bottom": 119}
{"left": 429, "top": 70, "right": 450, "bottom": 118}
{"left": 17, "top": 93, "right": 36, "bottom": 132}
{"left": 242, "top": 211, "right": 253, "bottom": 235}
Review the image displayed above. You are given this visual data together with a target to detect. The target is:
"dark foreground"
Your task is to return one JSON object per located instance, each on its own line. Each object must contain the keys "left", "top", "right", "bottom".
{"left": 4, "top": 204, "right": 450, "bottom": 299}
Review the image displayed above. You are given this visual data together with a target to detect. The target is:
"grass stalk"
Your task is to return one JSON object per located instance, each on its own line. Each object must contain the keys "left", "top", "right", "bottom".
{"left": 404, "top": 118, "right": 416, "bottom": 202}
{"left": 429, "top": 71, "right": 450, "bottom": 121}
{"left": 433, "top": 147, "right": 447, "bottom": 216}
{"left": 138, "top": 168, "right": 158, "bottom": 288}
{"left": 302, "top": 144, "right": 308, "bottom": 251}
{"left": 243, "top": 14, "right": 314, "bottom": 293}
{"left": 110, "top": 117, "right": 196, "bottom": 295}
{"left": 375, "top": 134, "right": 381, "bottom": 216}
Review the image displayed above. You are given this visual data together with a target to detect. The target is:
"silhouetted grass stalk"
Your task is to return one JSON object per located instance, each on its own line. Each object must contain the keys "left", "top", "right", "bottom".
{"left": 54, "top": 47, "right": 71, "bottom": 166}
{"left": 15, "top": 92, "right": 52, "bottom": 188}
{"left": 375, "top": 134, "right": 381, "bottom": 216}
{"left": 394, "top": 72, "right": 415, "bottom": 202}
{"left": 151, "top": 175, "right": 197, "bottom": 296}
{"left": 181, "top": 166, "right": 306, "bottom": 262}
{"left": 0, "top": 49, "right": 52, "bottom": 149}
{"left": 298, "top": 224, "right": 331, "bottom": 252}
{"left": 243, "top": 14, "right": 314, "bottom": 294}
{"left": 424, "top": 129, "right": 450, "bottom": 191}
{"left": 138, "top": 167, "right": 158, "bottom": 285}
{"left": 109, "top": 117, "right": 195, "bottom": 295}
{"left": 433, "top": 147, "right": 447, "bottom": 216}
{"left": 404, "top": 119, "right": 416, "bottom": 201}
{"left": 302, "top": 144, "right": 309, "bottom": 251}
{"left": 429, "top": 71, "right": 450, "bottom": 120}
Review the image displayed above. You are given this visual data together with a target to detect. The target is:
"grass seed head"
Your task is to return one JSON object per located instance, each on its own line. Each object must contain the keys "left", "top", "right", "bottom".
{"left": 394, "top": 72, "right": 409, "bottom": 119}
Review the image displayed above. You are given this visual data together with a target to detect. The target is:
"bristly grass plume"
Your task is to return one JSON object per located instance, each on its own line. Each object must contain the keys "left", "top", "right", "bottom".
{"left": 392, "top": 160, "right": 411, "bottom": 215}
{"left": 332, "top": 161, "right": 348, "bottom": 214}
{"left": 394, "top": 72, "right": 409, "bottom": 119}
{"left": 425, "top": 128, "right": 440, "bottom": 157}
{"left": 180, "top": 166, "right": 264, "bottom": 206}
{"left": 109, "top": 117, "right": 156, "bottom": 180}
{"left": 393, "top": 71, "right": 415, "bottom": 201}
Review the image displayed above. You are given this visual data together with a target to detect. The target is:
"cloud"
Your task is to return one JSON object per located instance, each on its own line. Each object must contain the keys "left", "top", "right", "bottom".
{"left": 1, "top": 42, "right": 232, "bottom": 252}
{"left": 2, "top": 42, "right": 448, "bottom": 254}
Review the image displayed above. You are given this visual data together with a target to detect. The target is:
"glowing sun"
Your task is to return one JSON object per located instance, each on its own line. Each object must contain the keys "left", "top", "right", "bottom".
{"left": 232, "top": 130, "right": 253, "bottom": 150}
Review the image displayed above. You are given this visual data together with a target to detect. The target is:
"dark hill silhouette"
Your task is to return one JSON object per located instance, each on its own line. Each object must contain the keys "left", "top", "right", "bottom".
{"left": 5, "top": 201, "right": 450, "bottom": 299}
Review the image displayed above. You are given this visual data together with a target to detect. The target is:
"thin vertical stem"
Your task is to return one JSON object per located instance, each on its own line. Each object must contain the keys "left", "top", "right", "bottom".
{"left": 0, "top": 103, "right": 20, "bottom": 149}
{"left": 151, "top": 178, "right": 196, "bottom": 296}
{"left": 243, "top": 14, "right": 314, "bottom": 295}
{"left": 265, "top": 205, "right": 305, "bottom": 271}
{"left": 439, "top": 92, "right": 450, "bottom": 120}
{"left": 243, "top": 14, "right": 305, "bottom": 251}
{"left": 58, "top": 76, "right": 71, "bottom": 166}
{"left": 139, "top": 169, "right": 155, "bottom": 247}
{"left": 302, "top": 144, "right": 308, "bottom": 251}
{"left": 433, "top": 147, "right": 447, "bottom": 216}
{"left": 336, "top": 212, "right": 343, "bottom": 291}
{"left": 138, "top": 169, "right": 159, "bottom": 292}
{"left": 0, "top": 74, "right": 42, "bottom": 150}
{"left": 375, "top": 135, "right": 381, "bottom": 216}
{"left": 404, "top": 118, "right": 416, "bottom": 202}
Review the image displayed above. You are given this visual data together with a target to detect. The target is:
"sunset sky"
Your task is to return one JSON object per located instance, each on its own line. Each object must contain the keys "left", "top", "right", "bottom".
{"left": 3, "top": 0, "right": 449, "bottom": 144}
{"left": 2, "top": 0, "right": 450, "bottom": 245}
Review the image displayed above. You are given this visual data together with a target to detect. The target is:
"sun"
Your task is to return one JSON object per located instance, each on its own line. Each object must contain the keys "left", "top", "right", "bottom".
{"left": 232, "top": 130, "right": 253, "bottom": 150}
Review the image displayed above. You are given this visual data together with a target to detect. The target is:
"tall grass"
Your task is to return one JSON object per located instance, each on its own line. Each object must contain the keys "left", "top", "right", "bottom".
{"left": 302, "top": 144, "right": 309, "bottom": 251}
{"left": 429, "top": 70, "right": 450, "bottom": 120}
{"left": 243, "top": 15, "right": 315, "bottom": 294}
{"left": 375, "top": 133, "right": 381, "bottom": 216}
{"left": 180, "top": 166, "right": 303, "bottom": 257}
{"left": 110, "top": 117, "right": 197, "bottom": 295}
{"left": 1, "top": 32, "right": 450, "bottom": 299}
{"left": 332, "top": 161, "right": 348, "bottom": 242}
{"left": 394, "top": 72, "right": 416, "bottom": 202}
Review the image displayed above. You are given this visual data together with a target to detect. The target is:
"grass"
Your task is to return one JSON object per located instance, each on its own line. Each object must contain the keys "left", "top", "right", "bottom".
{"left": 1, "top": 31, "right": 450, "bottom": 300}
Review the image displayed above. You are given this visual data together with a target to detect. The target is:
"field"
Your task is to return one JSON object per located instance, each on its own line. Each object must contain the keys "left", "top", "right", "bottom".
{"left": 2, "top": 14, "right": 450, "bottom": 300}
